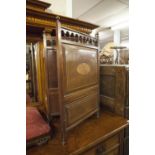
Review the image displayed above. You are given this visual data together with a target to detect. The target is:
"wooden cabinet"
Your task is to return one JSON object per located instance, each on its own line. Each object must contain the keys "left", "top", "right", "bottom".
{"left": 100, "top": 65, "right": 129, "bottom": 155}
{"left": 26, "top": 1, "right": 128, "bottom": 153}
{"left": 43, "top": 26, "right": 100, "bottom": 143}
{"left": 61, "top": 43, "right": 99, "bottom": 130}
{"left": 26, "top": 0, "right": 99, "bottom": 143}
{"left": 100, "top": 65, "right": 129, "bottom": 119}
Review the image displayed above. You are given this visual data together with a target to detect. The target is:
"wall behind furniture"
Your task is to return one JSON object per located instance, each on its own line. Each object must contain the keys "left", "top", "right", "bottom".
{"left": 43, "top": 0, "right": 72, "bottom": 17}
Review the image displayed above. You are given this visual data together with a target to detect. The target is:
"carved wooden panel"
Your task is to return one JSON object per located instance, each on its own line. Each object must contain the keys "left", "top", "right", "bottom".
{"left": 62, "top": 44, "right": 98, "bottom": 94}
{"left": 61, "top": 28, "right": 98, "bottom": 46}
{"left": 26, "top": 16, "right": 93, "bottom": 34}
{"left": 100, "top": 66, "right": 128, "bottom": 117}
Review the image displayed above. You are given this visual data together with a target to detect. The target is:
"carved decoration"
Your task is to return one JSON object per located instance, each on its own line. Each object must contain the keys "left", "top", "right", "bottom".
{"left": 27, "top": 0, "right": 98, "bottom": 34}
{"left": 27, "top": 16, "right": 56, "bottom": 27}
{"left": 61, "top": 28, "right": 98, "bottom": 46}
{"left": 27, "top": 16, "right": 93, "bottom": 34}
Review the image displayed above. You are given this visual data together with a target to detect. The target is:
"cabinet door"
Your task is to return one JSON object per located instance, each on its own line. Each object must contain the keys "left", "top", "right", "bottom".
{"left": 62, "top": 44, "right": 99, "bottom": 128}
{"left": 100, "top": 66, "right": 127, "bottom": 116}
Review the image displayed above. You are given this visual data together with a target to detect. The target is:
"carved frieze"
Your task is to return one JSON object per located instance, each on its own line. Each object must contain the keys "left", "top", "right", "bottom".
{"left": 27, "top": 16, "right": 92, "bottom": 34}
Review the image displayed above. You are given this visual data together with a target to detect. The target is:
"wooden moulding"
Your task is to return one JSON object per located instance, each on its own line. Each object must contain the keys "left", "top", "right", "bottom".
{"left": 26, "top": 0, "right": 99, "bottom": 34}
{"left": 60, "top": 28, "right": 98, "bottom": 47}
{"left": 26, "top": 15, "right": 95, "bottom": 34}
{"left": 43, "top": 28, "right": 98, "bottom": 48}
{"left": 26, "top": 0, "right": 51, "bottom": 11}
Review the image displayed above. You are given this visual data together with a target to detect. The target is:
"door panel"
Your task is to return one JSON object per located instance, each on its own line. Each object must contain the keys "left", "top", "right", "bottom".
{"left": 62, "top": 43, "right": 99, "bottom": 129}
{"left": 65, "top": 92, "right": 98, "bottom": 126}
{"left": 100, "top": 66, "right": 126, "bottom": 116}
{"left": 62, "top": 44, "right": 98, "bottom": 94}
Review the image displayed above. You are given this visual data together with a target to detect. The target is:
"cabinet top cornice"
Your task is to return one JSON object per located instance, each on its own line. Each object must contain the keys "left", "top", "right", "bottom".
{"left": 26, "top": 0, "right": 99, "bottom": 33}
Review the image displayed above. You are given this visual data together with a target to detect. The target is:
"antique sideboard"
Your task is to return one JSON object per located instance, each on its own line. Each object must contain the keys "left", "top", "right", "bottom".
{"left": 26, "top": 0, "right": 100, "bottom": 143}
{"left": 27, "top": 110, "right": 128, "bottom": 155}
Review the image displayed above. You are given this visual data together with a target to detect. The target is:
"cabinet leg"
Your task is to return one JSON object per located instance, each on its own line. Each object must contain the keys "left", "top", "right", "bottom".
{"left": 62, "top": 138, "right": 66, "bottom": 145}
{"left": 62, "top": 132, "right": 66, "bottom": 145}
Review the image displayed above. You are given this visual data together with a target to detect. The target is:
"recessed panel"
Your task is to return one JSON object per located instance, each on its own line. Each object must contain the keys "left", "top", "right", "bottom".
{"left": 47, "top": 49, "right": 58, "bottom": 88}
{"left": 62, "top": 44, "right": 98, "bottom": 93}
{"left": 100, "top": 75, "right": 116, "bottom": 98}
{"left": 65, "top": 93, "right": 98, "bottom": 126}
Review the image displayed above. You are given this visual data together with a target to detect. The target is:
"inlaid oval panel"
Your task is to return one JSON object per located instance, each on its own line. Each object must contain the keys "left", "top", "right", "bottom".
{"left": 77, "top": 63, "right": 90, "bottom": 75}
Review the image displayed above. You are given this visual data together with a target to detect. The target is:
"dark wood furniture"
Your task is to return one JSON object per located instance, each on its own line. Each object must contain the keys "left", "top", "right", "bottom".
{"left": 100, "top": 65, "right": 129, "bottom": 119}
{"left": 26, "top": 1, "right": 129, "bottom": 154}
{"left": 100, "top": 65, "right": 129, "bottom": 155}
{"left": 26, "top": 0, "right": 99, "bottom": 143}
{"left": 27, "top": 111, "right": 128, "bottom": 155}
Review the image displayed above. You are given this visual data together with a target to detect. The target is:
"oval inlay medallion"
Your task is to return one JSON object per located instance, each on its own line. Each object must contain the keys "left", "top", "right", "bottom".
{"left": 77, "top": 63, "right": 90, "bottom": 75}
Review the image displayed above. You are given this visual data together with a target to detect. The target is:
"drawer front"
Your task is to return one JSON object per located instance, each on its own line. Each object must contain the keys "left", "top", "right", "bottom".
{"left": 82, "top": 134, "right": 120, "bottom": 155}
{"left": 65, "top": 92, "right": 98, "bottom": 126}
